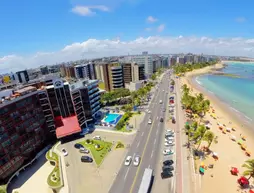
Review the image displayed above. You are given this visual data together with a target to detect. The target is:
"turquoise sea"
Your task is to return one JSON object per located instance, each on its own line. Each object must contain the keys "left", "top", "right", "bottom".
{"left": 196, "top": 62, "right": 254, "bottom": 122}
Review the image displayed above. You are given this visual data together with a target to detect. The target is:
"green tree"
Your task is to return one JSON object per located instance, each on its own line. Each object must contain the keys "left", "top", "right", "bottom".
{"left": 192, "top": 125, "right": 207, "bottom": 149}
{"left": 151, "top": 73, "right": 157, "bottom": 80}
{"left": 203, "top": 131, "right": 215, "bottom": 148}
{"left": 242, "top": 159, "right": 254, "bottom": 180}
{"left": 101, "top": 92, "right": 113, "bottom": 104}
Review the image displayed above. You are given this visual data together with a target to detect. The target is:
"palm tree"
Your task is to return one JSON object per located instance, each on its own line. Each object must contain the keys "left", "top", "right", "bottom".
{"left": 203, "top": 131, "right": 215, "bottom": 148}
{"left": 196, "top": 93, "right": 204, "bottom": 103}
{"left": 242, "top": 159, "right": 254, "bottom": 180}
{"left": 192, "top": 125, "right": 207, "bottom": 149}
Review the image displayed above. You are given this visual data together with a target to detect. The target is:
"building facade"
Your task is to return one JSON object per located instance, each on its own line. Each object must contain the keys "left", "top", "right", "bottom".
{"left": 0, "top": 88, "right": 52, "bottom": 182}
{"left": 70, "top": 79, "right": 101, "bottom": 126}
{"left": 74, "top": 63, "right": 95, "bottom": 80}
{"left": 16, "top": 70, "right": 29, "bottom": 83}
{"left": 108, "top": 63, "right": 124, "bottom": 91}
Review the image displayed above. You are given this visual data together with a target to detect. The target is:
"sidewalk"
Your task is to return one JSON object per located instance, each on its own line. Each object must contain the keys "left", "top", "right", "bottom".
{"left": 53, "top": 144, "right": 69, "bottom": 193}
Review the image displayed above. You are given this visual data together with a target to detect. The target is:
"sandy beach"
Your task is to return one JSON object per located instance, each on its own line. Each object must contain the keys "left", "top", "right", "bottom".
{"left": 179, "top": 63, "right": 254, "bottom": 193}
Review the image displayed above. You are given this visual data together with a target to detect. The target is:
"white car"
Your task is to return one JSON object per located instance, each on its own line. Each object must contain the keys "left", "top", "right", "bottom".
{"left": 159, "top": 100, "right": 163, "bottom": 104}
{"left": 93, "top": 136, "right": 101, "bottom": 140}
{"left": 148, "top": 119, "right": 152, "bottom": 124}
{"left": 166, "top": 129, "right": 174, "bottom": 134}
{"left": 148, "top": 110, "right": 151, "bottom": 114}
{"left": 163, "top": 149, "right": 174, "bottom": 155}
{"left": 125, "top": 156, "right": 132, "bottom": 166}
{"left": 165, "top": 141, "right": 174, "bottom": 146}
{"left": 61, "top": 148, "right": 68, "bottom": 156}
{"left": 133, "top": 156, "right": 140, "bottom": 166}
{"left": 165, "top": 137, "right": 174, "bottom": 142}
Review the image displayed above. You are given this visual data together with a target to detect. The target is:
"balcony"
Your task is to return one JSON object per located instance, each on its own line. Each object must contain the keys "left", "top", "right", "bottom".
{"left": 88, "top": 87, "right": 99, "bottom": 95}
{"left": 89, "top": 92, "right": 100, "bottom": 101}
{"left": 113, "top": 81, "right": 123, "bottom": 85}
{"left": 112, "top": 76, "right": 122, "bottom": 81}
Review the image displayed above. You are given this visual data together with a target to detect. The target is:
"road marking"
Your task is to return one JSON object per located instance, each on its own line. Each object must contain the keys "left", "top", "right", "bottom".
{"left": 129, "top": 109, "right": 157, "bottom": 193}
{"left": 157, "top": 116, "right": 159, "bottom": 120}
{"left": 124, "top": 167, "right": 130, "bottom": 180}
{"left": 156, "top": 129, "right": 159, "bottom": 135}
{"left": 154, "top": 139, "right": 156, "bottom": 145}
{"left": 151, "top": 150, "right": 154, "bottom": 158}
{"left": 137, "top": 141, "right": 140, "bottom": 148}
{"left": 141, "top": 132, "right": 144, "bottom": 136}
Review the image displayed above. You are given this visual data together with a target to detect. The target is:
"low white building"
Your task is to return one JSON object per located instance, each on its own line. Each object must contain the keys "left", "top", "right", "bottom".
{"left": 125, "top": 81, "right": 144, "bottom": 91}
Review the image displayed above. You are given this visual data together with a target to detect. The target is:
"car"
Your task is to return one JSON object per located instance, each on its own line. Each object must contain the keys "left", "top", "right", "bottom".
{"left": 80, "top": 146, "right": 86, "bottom": 151}
{"left": 172, "top": 118, "right": 176, "bottom": 124}
{"left": 74, "top": 143, "right": 84, "bottom": 149}
{"left": 161, "top": 171, "right": 173, "bottom": 179}
{"left": 81, "top": 156, "right": 93, "bottom": 163}
{"left": 163, "top": 149, "right": 174, "bottom": 155}
{"left": 93, "top": 136, "right": 101, "bottom": 140}
{"left": 79, "top": 149, "right": 90, "bottom": 154}
{"left": 125, "top": 156, "right": 132, "bottom": 166}
{"left": 165, "top": 137, "right": 174, "bottom": 142}
{"left": 163, "top": 160, "right": 174, "bottom": 166}
{"left": 133, "top": 156, "right": 141, "bottom": 166}
{"left": 159, "top": 100, "right": 163, "bottom": 104}
{"left": 165, "top": 141, "right": 174, "bottom": 147}
{"left": 160, "top": 118, "right": 164, "bottom": 122}
{"left": 148, "top": 110, "right": 151, "bottom": 114}
{"left": 166, "top": 129, "right": 174, "bottom": 134}
{"left": 148, "top": 118, "right": 152, "bottom": 124}
{"left": 162, "top": 165, "right": 174, "bottom": 171}
{"left": 61, "top": 148, "right": 68, "bottom": 156}
{"left": 162, "top": 108, "right": 166, "bottom": 112}
{"left": 163, "top": 89, "right": 165, "bottom": 92}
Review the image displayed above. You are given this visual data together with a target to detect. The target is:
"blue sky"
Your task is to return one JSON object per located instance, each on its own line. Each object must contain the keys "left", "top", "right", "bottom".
{"left": 1, "top": 0, "right": 254, "bottom": 72}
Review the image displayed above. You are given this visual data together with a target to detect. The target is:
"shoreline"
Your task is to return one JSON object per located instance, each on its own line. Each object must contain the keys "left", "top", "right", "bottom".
{"left": 179, "top": 62, "right": 254, "bottom": 193}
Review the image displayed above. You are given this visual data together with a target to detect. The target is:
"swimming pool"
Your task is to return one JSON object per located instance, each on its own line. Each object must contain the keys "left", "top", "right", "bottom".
{"left": 103, "top": 113, "right": 122, "bottom": 124}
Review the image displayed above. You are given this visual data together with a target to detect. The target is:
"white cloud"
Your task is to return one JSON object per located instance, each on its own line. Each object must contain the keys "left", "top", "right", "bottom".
{"left": 157, "top": 24, "right": 165, "bottom": 32}
{"left": 71, "top": 5, "right": 109, "bottom": 16}
{"left": 147, "top": 16, "right": 157, "bottom": 23}
{"left": 235, "top": 17, "right": 246, "bottom": 23}
{"left": 2, "top": 36, "right": 254, "bottom": 73}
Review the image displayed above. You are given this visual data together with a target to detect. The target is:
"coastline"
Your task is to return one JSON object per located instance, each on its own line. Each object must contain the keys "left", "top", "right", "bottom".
{"left": 179, "top": 63, "right": 254, "bottom": 193}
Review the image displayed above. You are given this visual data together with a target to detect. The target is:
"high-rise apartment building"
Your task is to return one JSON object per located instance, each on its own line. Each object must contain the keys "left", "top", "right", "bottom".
{"left": 184, "top": 54, "right": 194, "bottom": 64}
{"left": 0, "top": 87, "right": 53, "bottom": 181}
{"left": 60, "top": 65, "right": 76, "bottom": 78}
{"left": 70, "top": 79, "right": 101, "bottom": 126}
{"left": 74, "top": 63, "right": 95, "bottom": 80}
{"left": 122, "top": 63, "right": 132, "bottom": 84}
{"left": 131, "top": 52, "right": 153, "bottom": 77}
{"left": 108, "top": 63, "right": 124, "bottom": 91}
{"left": 16, "top": 70, "right": 29, "bottom": 83}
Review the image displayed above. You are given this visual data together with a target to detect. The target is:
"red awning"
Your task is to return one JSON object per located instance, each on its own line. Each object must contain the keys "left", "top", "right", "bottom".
{"left": 55, "top": 116, "right": 81, "bottom": 139}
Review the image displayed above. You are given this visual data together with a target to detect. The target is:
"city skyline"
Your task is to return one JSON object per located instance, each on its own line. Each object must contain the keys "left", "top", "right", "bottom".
{"left": 1, "top": 0, "right": 254, "bottom": 72}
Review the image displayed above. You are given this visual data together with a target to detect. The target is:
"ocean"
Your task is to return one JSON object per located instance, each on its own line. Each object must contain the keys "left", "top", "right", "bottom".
{"left": 195, "top": 62, "right": 254, "bottom": 122}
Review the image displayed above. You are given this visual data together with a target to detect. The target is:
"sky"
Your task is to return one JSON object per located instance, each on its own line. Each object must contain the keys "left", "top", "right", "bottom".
{"left": 1, "top": 0, "right": 254, "bottom": 73}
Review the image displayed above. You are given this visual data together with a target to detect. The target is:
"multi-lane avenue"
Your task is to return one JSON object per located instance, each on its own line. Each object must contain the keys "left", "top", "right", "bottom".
{"left": 109, "top": 72, "right": 171, "bottom": 193}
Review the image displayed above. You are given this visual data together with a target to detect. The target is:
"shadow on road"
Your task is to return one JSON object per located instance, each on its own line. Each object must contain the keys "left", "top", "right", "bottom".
{"left": 7, "top": 153, "right": 47, "bottom": 193}
{"left": 148, "top": 175, "right": 155, "bottom": 193}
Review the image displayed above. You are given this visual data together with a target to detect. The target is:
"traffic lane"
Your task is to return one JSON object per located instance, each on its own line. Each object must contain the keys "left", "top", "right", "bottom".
{"left": 124, "top": 95, "right": 163, "bottom": 192}
{"left": 109, "top": 91, "right": 163, "bottom": 193}
{"left": 109, "top": 119, "right": 153, "bottom": 193}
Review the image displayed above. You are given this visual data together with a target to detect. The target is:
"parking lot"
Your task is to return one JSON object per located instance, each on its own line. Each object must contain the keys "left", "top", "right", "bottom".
{"left": 59, "top": 130, "right": 135, "bottom": 193}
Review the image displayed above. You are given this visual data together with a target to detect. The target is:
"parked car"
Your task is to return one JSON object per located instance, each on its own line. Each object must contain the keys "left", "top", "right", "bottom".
{"left": 133, "top": 156, "right": 141, "bottom": 166}
{"left": 163, "top": 160, "right": 174, "bottom": 166}
{"left": 93, "top": 136, "right": 101, "bottom": 140}
{"left": 148, "top": 118, "right": 152, "bottom": 124}
{"left": 61, "top": 148, "right": 68, "bottom": 156}
{"left": 161, "top": 171, "right": 173, "bottom": 179}
{"left": 172, "top": 117, "right": 176, "bottom": 124}
{"left": 163, "top": 149, "right": 174, "bottom": 155}
{"left": 159, "top": 100, "right": 163, "bottom": 104}
{"left": 160, "top": 117, "right": 164, "bottom": 122}
{"left": 165, "top": 141, "right": 174, "bottom": 147}
{"left": 125, "top": 156, "right": 132, "bottom": 166}
{"left": 162, "top": 165, "right": 174, "bottom": 171}
{"left": 74, "top": 143, "right": 84, "bottom": 149}
{"left": 79, "top": 149, "right": 90, "bottom": 154}
{"left": 81, "top": 156, "right": 93, "bottom": 163}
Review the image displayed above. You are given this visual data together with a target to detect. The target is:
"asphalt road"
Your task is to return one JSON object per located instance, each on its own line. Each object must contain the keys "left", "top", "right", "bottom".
{"left": 109, "top": 72, "right": 170, "bottom": 193}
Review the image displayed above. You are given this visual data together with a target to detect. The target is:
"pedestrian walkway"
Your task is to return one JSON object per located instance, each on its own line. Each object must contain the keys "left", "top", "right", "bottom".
{"left": 53, "top": 144, "right": 69, "bottom": 193}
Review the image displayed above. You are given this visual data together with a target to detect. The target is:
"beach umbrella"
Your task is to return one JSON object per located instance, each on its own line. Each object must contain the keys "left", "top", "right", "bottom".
{"left": 249, "top": 190, "right": 254, "bottom": 193}
{"left": 231, "top": 135, "right": 236, "bottom": 141}
{"left": 226, "top": 127, "right": 231, "bottom": 132}
{"left": 200, "top": 162, "right": 205, "bottom": 167}
{"left": 246, "top": 150, "right": 251, "bottom": 156}
{"left": 242, "top": 136, "right": 246, "bottom": 141}
{"left": 241, "top": 144, "right": 247, "bottom": 150}
{"left": 237, "top": 139, "right": 243, "bottom": 145}
{"left": 230, "top": 167, "right": 239, "bottom": 175}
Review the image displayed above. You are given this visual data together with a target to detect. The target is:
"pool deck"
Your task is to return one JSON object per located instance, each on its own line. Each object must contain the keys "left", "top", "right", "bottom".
{"left": 101, "top": 113, "right": 123, "bottom": 124}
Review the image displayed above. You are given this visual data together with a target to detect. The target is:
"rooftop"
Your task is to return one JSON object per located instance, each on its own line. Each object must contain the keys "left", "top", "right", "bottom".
{"left": 55, "top": 116, "right": 81, "bottom": 139}
{"left": 70, "top": 79, "right": 98, "bottom": 91}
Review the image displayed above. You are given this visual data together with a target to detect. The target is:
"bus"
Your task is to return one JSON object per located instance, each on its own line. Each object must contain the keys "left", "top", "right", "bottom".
{"left": 138, "top": 168, "right": 153, "bottom": 193}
